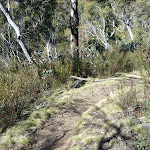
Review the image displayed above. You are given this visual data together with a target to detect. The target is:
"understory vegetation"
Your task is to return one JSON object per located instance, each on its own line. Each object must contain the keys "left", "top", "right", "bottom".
{"left": 0, "top": 45, "right": 149, "bottom": 133}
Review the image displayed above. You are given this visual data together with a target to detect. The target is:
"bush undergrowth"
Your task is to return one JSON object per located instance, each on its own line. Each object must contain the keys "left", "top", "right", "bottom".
{"left": 117, "top": 77, "right": 150, "bottom": 149}
{"left": 0, "top": 61, "right": 42, "bottom": 131}
{"left": 0, "top": 45, "right": 149, "bottom": 134}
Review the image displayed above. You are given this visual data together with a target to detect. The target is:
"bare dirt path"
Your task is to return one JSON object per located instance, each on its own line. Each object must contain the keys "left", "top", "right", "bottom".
{"left": 28, "top": 78, "right": 139, "bottom": 150}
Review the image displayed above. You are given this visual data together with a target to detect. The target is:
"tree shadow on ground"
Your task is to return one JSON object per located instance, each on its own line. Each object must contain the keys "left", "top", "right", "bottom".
{"left": 94, "top": 109, "right": 134, "bottom": 150}
{"left": 98, "top": 120, "right": 131, "bottom": 150}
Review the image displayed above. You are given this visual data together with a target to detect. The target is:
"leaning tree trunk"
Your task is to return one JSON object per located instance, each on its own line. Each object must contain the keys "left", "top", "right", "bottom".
{"left": 0, "top": 2, "right": 32, "bottom": 63}
{"left": 70, "top": 0, "right": 79, "bottom": 58}
{"left": 126, "top": 25, "right": 134, "bottom": 41}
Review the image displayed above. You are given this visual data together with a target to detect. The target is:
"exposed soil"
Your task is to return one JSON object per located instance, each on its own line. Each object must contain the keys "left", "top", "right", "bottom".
{"left": 28, "top": 78, "right": 140, "bottom": 150}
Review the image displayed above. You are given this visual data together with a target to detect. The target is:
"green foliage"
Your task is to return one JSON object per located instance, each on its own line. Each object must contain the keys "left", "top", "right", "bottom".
{"left": 14, "top": 0, "right": 57, "bottom": 49}
{"left": 0, "top": 56, "right": 73, "bottom": 131}
{"left": 33, "top": 55, "right": 73, "bottom": 87}
{"left": 117, "top": 78, "right": 150, "bottom": 149}
{"left": 0, "top": 54, "right": 94, "bottom": 132}
{"left": 0, "top": 60, "right": 42, "bottom": 131}
{"left": 78, "top": 42, "right": 149, "bottom": 78}
{"left": 50, "top": 59, "right": 72, "bottom": 84}
{"left": 0, "top": 0, "right": 69, "bottom": 60}
{"left": 89, "top": 50, "right": 136, "bottom": 76}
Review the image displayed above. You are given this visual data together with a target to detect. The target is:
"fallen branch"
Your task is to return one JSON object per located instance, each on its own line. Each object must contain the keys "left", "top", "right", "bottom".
{"left": 70, "top": 76, "right": 122, "bottom": 82}
{"left": 116, "top": 73, "right": 150, "bottom": 81}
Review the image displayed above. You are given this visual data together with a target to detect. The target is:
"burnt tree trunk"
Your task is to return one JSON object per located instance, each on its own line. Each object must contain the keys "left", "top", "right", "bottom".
{"left": 70, "top": 0, "right": 79, "bottom": 58}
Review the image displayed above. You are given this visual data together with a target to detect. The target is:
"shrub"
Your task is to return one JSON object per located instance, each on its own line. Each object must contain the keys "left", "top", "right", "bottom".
{"left": 117, "top": 77, "right": 150, "bottom": 149}
{"left": 0, "top": 60, "right": 42, "bottom": 132}
{"left": 81, "top": 45, "right": 149, "bottom": 77}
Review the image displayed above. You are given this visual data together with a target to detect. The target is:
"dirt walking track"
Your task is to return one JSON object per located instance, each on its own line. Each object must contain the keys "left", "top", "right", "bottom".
{"left": 29, "top": 78, "right": 139, "bottom": 150}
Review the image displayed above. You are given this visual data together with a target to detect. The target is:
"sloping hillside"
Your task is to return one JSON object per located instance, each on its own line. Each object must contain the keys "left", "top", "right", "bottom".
{"left": 0, "top": 73, "right": 149, "bottom": 150}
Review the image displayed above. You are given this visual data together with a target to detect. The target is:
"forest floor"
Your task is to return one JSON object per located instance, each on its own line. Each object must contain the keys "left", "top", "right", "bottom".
{"left": 0, "top": 72, "right": 149, "bottom": 150}
{"left": 28, "top": 73, "right": 149, "bottom": 150}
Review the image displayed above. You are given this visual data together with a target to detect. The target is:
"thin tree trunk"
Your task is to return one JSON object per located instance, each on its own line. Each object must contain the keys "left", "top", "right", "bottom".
{"left": 45, "top": 41, "right": 53, "bottom": 60}
{"left": 0, "top": 2, "right": 32, "bottom": 63}
{"left": 70, "top": 0, "right": 79, "bottom": 58}
{"left": 7, "top": 0, "right": 11, "bottom": 13}
{"left": 126, "top": 25, "right": 134, "bottom": 41}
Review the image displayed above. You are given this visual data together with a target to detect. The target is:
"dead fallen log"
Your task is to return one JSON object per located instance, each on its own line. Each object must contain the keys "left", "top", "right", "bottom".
{"left": 70, "top": 76, "right": 123, "bottom": 82}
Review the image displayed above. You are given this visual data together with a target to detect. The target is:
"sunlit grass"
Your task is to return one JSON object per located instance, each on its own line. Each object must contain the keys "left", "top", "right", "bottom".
{"left": 70, "top": 74, "right": 149, "bottom": 149}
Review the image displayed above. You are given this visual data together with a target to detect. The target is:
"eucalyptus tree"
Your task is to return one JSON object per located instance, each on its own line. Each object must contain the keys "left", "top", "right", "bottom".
{"left": 48, "top": 0, "right": 70, "bottom": 59}
{"left": 0, "top": 0, "right": 14, "bottom": 60}
{"left": 109, "top": 0, "right": 149, "bottom": 42}
{"left": 85, "top": 0, "right": 149, "bottom": 46}
{"left": 13, "top": 0, "right": 70, "bottom": 60}
{"left": 80, "top": 1, "right": 116, "bottom": 51}
{"left": 70, "top": 0, "right": 79, "bottom": 58}
{"left": 130, "top": 0, "right": 150, "bottom": 42}
{"left": 0, "top": 0, "right": 57, "bottom": 63}
{"left": 0, "top": 1, "right": 32, "bottom": 63}
{"left": 109, "top": 0, "right": 135, "bottom": 41}
{"left": 14, "top": 0, "right": 57, "bottom": 59}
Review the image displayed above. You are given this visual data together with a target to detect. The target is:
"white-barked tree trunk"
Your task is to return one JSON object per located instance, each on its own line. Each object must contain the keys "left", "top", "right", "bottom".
{"left": 0, "top": 2, "right": 32, "bottom": 63}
